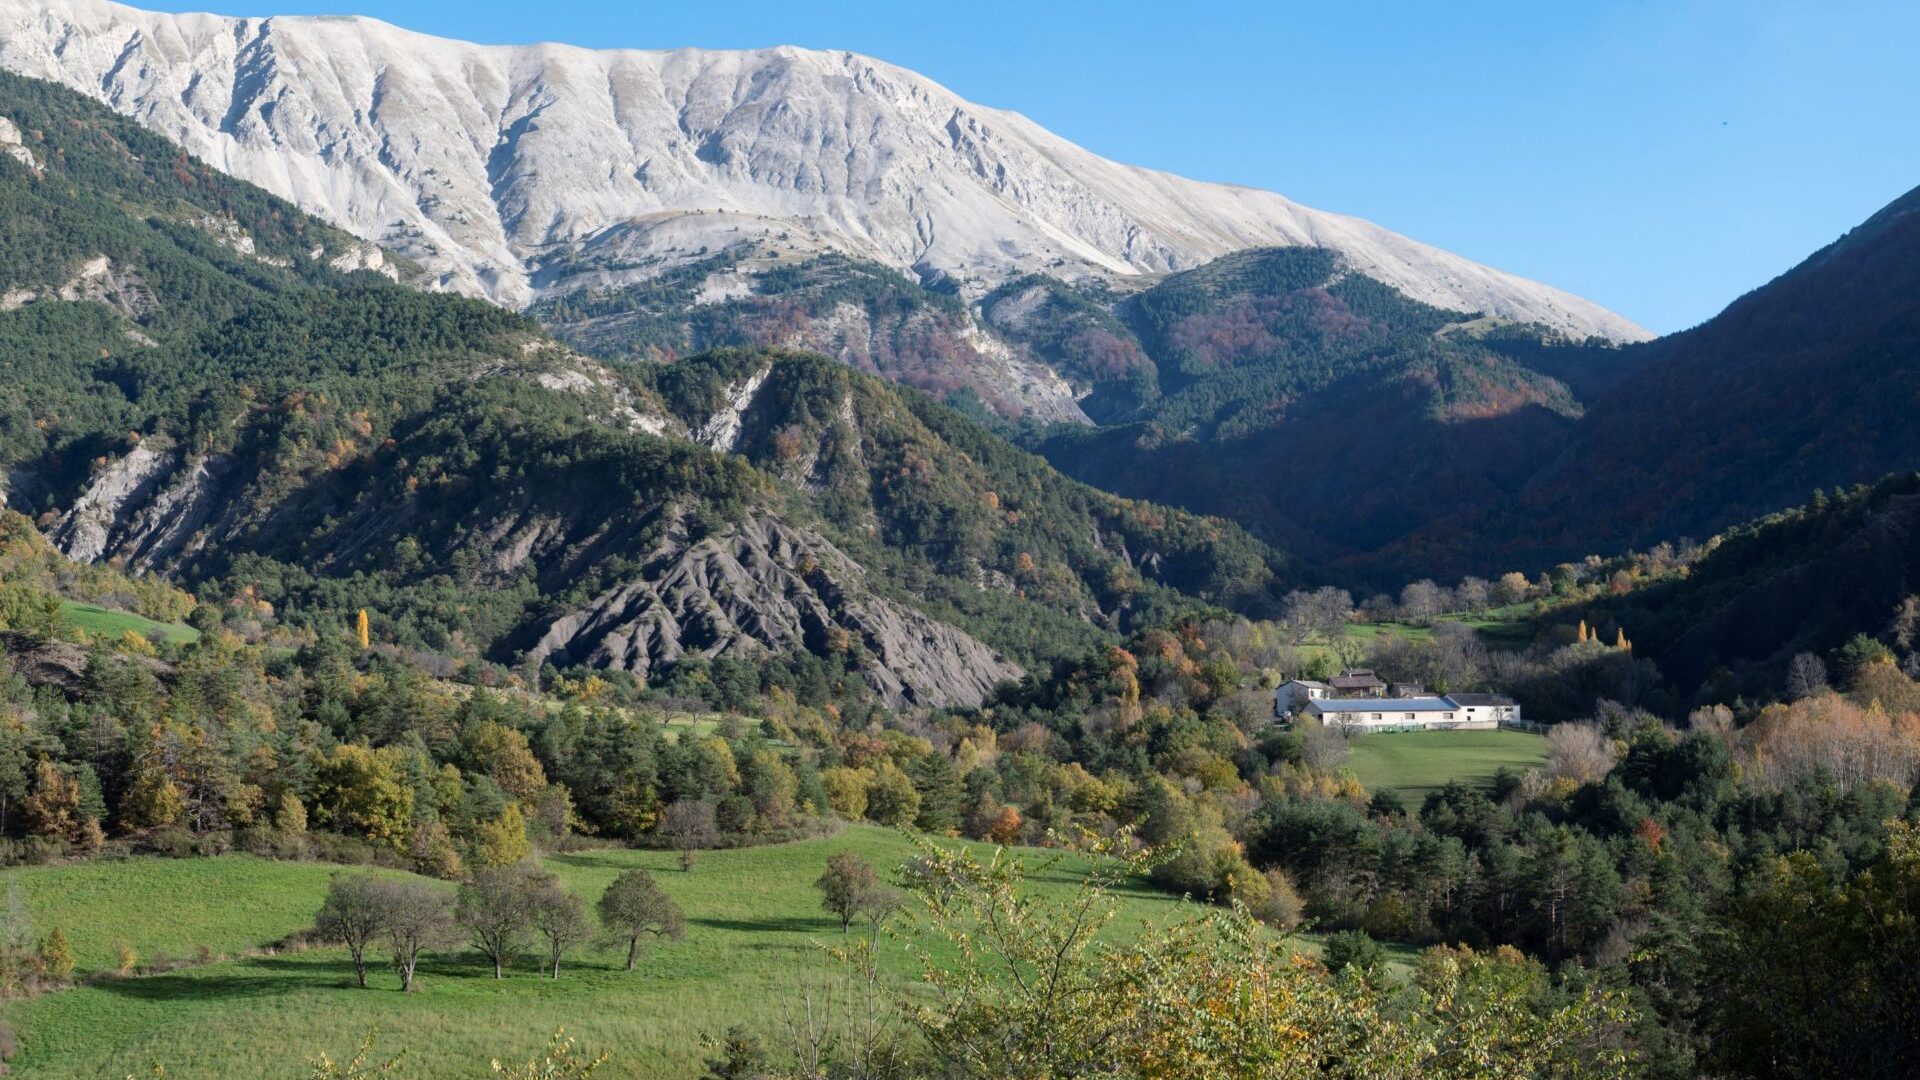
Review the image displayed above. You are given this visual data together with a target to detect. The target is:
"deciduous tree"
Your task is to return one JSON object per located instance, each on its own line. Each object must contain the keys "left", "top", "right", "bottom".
{"left": 596, "top": 869, "right": 686, "bottom": 972}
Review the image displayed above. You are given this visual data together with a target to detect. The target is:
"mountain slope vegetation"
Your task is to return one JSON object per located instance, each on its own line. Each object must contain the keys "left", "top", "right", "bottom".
{"left": 1584, "top": 472, "right": 1920, "bottom": 704}
{"left": 0, "top": 69, "right": 1293, "bottom": 707}
{"left": 1033, "top": 247, "right": 1633, "bottom": 561}
{"left": 1376, "top": 183, "right": 1920, "bottom": 576}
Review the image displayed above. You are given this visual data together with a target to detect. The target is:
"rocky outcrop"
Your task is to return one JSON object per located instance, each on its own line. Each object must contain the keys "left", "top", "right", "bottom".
{"left": 52, "top": 442, "right": 234, "bottom": 570}
{"left": 53, "top": 442, "right": 173, "bottom": 563}
{"left": 692, "top": 366, "right": 771, "bottom": 453}
{"left": 524, "top": 513, "right": 1022, "bottom": 709}
{"left": 0, "top": 113, "right": 38, "bottom": 174}
{"left": 56, "top": 255, "right": 153, "bottom": 318}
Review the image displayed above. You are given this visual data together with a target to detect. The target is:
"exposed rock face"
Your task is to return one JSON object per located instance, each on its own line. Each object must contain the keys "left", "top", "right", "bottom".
{"left": 53, "top": 441, "right": 173, "bottom": 563}
{"left": 55, "top": 255, "right": 153, "bottom": 318}
{"left": 0, "top": 112, "right": 39, "bottom": 173}
{"left": 525, "top": 513, "right": 1022, "bottom": 708}
{"left": 51, "top": 441, "right": 237, "bottom": 572}
{"left": 692, "top": 366, "right": 772, "bottom": 453}
{"left": 0, "top": 0, "right": 1647, "bottom": 344}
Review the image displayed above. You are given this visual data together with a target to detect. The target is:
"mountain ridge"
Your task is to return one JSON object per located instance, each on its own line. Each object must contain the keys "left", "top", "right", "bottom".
{"left": 0, "top": 0, "right": 1647, "bottom": 344}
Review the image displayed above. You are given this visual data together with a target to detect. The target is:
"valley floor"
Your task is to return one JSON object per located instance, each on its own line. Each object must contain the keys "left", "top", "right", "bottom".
{"left": 0, "top": 828, "right": 1294, "bottom": 1078}
{"left": 1345, "top": 729, "right": 1549, "bottom": 805}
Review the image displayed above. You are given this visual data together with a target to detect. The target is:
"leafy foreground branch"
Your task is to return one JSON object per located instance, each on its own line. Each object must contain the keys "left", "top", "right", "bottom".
{"left": 883, "top": 832, "right": 1638, "bottom": 1079}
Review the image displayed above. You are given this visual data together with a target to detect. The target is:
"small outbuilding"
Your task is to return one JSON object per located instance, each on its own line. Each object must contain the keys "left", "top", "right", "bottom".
{"left": 1274, "top": 679, "right": 1333, "bottom": 716}
{"left": 1329, "top": 669, "right": 1387, "bottom": 697}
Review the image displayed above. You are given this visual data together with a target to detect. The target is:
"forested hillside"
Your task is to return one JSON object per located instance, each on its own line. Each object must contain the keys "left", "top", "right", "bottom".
{"left": 1032, "top": 248, "right": 1630, "bottom": 561}
{"left": 1377, "top": 183, "right": 1920, "bottom": 576}
{"left": 0, "top": 69, "right": 1296, "bottom": 708}
{"left": 1582, "top": 472, "right": 1920, "bottom": 704}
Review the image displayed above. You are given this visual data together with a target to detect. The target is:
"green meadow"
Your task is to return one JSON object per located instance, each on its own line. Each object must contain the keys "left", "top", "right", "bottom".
{"left": 1345, "top": 728, "right": 1550, "bottom": 805}
{"left": 57, "top": 601, "right": 200, "bottom": 645}
{"left": 0, "top": 828, "right": 1211, "bottom": 1078}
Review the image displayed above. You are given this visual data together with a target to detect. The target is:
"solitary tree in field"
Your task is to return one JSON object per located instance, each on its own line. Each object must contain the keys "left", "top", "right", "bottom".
{"left": 379, "top": 878, "right": 455, "bottom": 993}
{"left": 316, "top": 872, "right": 388, "bottom": 988}
{"left": 816, "top": 852, "right": 879, "bottom": 933}
{"left": 457, "top": 864, "right": 542, "bottom": 978}
{"left": 661, "top": 799, "right": 718, "bottom": 872}
{"left": 530, "top": 879, "right": 591, "bottom": 980}
{"left": 597, "top": 869, "right": 686, "bottom": 972}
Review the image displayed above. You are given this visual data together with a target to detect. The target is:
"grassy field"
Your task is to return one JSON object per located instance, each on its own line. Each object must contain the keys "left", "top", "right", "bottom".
{"left": 0, "top": 828, "right": 1241, "bottom": 1078}
{"left": 57, "top": 601, "right": 199, "bottom": 644}
{"left": 1343, "top": 607, "right": 1535, "bottom": 652}
{"left": 1345, "top": 729, "right": 1550, "bottom": 805}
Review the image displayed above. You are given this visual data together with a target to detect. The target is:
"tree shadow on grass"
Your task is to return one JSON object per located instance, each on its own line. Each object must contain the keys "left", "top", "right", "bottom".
{"left": 90, "top": 969, "right": 309, "bottom": 1003}
{"left": 546, "top": 851, "right": 655, "bottom": 871}
{"left": 693, "top": 914, "right": 839, "bottom": 935}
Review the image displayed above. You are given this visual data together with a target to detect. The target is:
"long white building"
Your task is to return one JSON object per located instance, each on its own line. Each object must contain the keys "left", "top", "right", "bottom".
{"left": 1305, "top": 693, "right": 1520, "bottom": 732}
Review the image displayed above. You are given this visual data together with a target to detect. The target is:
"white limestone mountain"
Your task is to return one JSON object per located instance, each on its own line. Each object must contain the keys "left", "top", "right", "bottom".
{"left": 0, "top": 0, "right": 1646, "bottom": 352}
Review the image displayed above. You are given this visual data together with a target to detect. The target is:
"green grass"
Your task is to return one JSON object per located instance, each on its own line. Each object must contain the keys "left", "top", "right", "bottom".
{"left": 1294, "top": 607, "right": 1535, "bottom": 664}
{"left": 0, "top": 856, "right": 394, "bottom": 973}
{"left": 0, "top": 828, "right": 1226, "bottom": 1078}
{"left": 1345, "top": 729, "right": 1549, "bottom": 805}
{"left": 57, "top": 601, "right": 199, "bottom": 644}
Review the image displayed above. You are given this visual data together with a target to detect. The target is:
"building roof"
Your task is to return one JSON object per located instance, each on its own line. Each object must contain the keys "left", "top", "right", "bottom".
{"left": 1279, "top": 679, "right": 1332, "bottom": 689}
{"left": 1448, "top": 693, "right": 1518, "bottom": 707}
{"left": 1329, "top": 670, "right": 1387, "bottom": 689}
{"left": 1311, "top": 697, "right": 1458, "bottom": 714}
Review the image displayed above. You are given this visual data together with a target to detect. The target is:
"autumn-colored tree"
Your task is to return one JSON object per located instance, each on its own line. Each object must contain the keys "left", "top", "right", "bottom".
{"left": 21, "top": 759, "right": 81, "bottom": 842}
{"left": 34, "top": 926, "right": 75, "bottom": 985}
{"left": 467, "top": 722, "right": 548, "bottom": 804}
{"left": 119, "top": 768, "right": 186, "bottom": 830}
{"left": 819, "top": 767, "right": 869, "bottom": 820}
{"left": 987, "top": 805, "right": 1023, "bottom": 846}
{"left": 473, "top": 802, "right": 532, "bottom": 869}
{"left": 409, "top": 816, "right": 465, "bottom": 879}
{"left": 275, "top": 791, "right": 309, "bottom": 834}
{"left": 309, "top": 745, "right": 414, "bottom": 850}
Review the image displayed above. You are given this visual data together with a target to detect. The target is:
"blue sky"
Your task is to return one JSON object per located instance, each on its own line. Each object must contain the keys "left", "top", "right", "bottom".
{"left": 134, "top": 0, "right": 1920, "bottom": 334}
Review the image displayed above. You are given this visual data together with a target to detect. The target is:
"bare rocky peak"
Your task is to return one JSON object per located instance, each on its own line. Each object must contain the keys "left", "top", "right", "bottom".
{"left": 0, "top": 0, "right": 1647, "bottom": 342}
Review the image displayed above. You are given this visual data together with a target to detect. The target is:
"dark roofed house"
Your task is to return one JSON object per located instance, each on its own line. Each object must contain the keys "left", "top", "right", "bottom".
{"left": 1329, "top": 668, "right": 1387, "bottom": 697}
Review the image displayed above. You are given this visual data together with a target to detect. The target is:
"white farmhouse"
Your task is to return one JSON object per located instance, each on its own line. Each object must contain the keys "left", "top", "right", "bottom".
{"left": 1446, "top": 694, "right": 1522, "bottom": 726}
{"left": 1274, "top": 679, "right": 1333, "bottom": 716}
{"left": 1305, "top": 694, "right": 1521, "bottom": 732}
